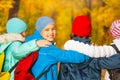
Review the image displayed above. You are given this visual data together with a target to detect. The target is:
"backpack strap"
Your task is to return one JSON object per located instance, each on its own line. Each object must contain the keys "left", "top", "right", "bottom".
{"left": 35, "top": 63, "right": 55, "bottom": 80}
{"left": 108, "top": 44, "right": 120, "bottom": 80}
{"left": 110, "top": 44, "right": 120, "bottom": 53}
{"left": 9, "top": 62, "right": 18, "bottom": 73}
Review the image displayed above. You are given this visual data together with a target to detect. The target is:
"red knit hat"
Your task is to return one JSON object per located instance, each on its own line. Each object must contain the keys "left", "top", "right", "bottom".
{"left": 72, "top": 15, "right": 91, "bottom": 37}
{"left": 110, "top": 20, "right": 120, "bottom": 38}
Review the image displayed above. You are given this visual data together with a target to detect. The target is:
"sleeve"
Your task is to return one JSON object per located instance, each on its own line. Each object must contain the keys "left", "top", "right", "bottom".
{"left": 11, "top": 40, "right": 39, "bottom": 59}
{"left": 91, "top": 53, "right": 120, "bottom": 70}
{"left": 64, "top": 40, "right": 117, "bottom": 58}
{"left": 41, "top": 45, "right": 89, "bottom": 63}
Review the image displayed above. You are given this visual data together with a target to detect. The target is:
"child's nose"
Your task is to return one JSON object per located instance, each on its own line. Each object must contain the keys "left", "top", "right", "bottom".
{"left": 49, "top": 30, "right": 54, "bottom": 33}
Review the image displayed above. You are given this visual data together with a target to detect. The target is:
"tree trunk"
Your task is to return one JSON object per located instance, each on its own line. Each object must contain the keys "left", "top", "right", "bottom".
{"left": 84, "top": 0, "right": 92, "bottom": 18}
{"left": 102, "top": 1, "right": 106, "bottom": 6}
{"left": 8, "top": 0, "right": 20, "bottom": 19}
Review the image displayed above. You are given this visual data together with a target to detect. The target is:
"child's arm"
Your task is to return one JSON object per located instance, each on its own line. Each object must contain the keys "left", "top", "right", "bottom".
{"left": 95, "top": 53, "right": 120, "bottom": 70}
{"left": 64, "top": 40, "right": 117, "bottom": 58}
{"left": 11, "top": 40, "right": 51, "bottom": 59}
{"left": 41, "top": 45, "right": 89, "bottom": 63}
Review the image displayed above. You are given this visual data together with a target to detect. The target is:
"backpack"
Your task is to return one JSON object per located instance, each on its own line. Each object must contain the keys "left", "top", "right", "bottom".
{"left": 108, "top": 44, "right": 120, "bottom": 80}
{"left": 14, "top": 51, "right": 55, "bottom": 80}
{"left": 14, "top": 51, "right": 38, "bottom": 80}
{"left": 0, "top": 52, "right": 4, "bottom": 72}
{"left": 0, "top": 43, "right": 17, "bottom": 80}
{"left": 0, "top": 62, "right": 17, "bottom": 80}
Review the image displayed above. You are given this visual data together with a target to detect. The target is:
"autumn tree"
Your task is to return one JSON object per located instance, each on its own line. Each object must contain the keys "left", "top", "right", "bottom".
{"left": 0, "top": 0, "right": 13, "bottom": 33}
{"left": 8, "top": 0, "right": 20, "bottom": 19}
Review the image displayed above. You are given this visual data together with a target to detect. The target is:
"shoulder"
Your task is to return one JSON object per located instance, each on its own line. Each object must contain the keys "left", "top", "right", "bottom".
{"left": 0, "top": 42, "right": 12, "bottom": 53}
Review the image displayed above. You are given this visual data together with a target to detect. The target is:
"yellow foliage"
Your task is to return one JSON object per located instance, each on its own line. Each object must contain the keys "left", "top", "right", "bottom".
{"left": 0, "top": 0, "right": 14, "bottom": 34}
{"left": 55, "top": 8, "right": 72, "bottom": 47}
{"left": 0, "top": 0, "right": 13, "bottom": 9}
{"left": 1, "top": 0, "right": 120, "bottom": 46}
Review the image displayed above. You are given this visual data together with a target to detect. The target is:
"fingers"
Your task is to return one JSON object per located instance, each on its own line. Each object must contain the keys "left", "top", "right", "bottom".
{"left": 36, "top": 40, "right": 52, "bottom": 47}
{"left": 45, "top": 40, "right": 51, "bottom": 45}
{"left": 43, "top": 45, "right": 49, "bottom": 47}
{"left": 42, "top": 40, "right": 52, "bottom": 46}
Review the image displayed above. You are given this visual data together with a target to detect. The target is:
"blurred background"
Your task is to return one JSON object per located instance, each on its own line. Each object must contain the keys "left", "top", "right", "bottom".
{"left": 0, "top": 0, "right": 120, "bottom": 79}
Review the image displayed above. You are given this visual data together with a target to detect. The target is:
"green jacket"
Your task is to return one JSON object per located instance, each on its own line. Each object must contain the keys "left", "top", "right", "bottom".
{"left": 0, "top": 33, "right": 39, "bottom": 80}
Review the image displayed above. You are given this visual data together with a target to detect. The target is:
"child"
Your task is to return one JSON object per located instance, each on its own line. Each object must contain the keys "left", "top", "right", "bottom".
{"left": 63, "top": 20, "right": 120, "bottom": 58}
{"left": 58, "top": 15, "right": 120, "bottom": 80}
{"left": 0, "top": 18, "right": 51, "bottom": 80}
{"left": 64, "top": 19, "right": 120, "bottom": 80}
{"left": 25, "top": 16, "right": 91, "bottom": 80}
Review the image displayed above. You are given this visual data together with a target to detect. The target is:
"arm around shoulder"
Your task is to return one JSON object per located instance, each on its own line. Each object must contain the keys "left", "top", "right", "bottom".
{"left": 12, "top": 40, "right": 39, "bottom": 59}
{"left": 64, "top": 40, "right": 117, "bottom": 58}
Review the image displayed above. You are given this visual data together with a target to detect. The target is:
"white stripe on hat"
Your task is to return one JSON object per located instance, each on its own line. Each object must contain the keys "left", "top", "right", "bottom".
{"left": 110, "top": 19, "right": 120, "bottom": 38}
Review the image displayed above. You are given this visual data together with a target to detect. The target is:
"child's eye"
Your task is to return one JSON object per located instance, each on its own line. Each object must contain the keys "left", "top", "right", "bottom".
{"left": 52, "top": 28, "right": 56, "bottom": 30}
{"left": 45, "top": 29, "right": 49, "bottom": 31}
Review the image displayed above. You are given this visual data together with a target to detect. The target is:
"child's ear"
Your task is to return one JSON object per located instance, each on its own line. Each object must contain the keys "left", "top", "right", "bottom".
{"left": 61, "top": 45, "right": 65, "bottom": 50}
{"left": 21, "top": 31, "right": 26, "bottom": 37}
{"left": 70, "top": 33, "right": 74, "bottom": 39}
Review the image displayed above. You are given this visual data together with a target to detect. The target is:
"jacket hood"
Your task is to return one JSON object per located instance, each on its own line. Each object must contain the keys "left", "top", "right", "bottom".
{"left": 0, "top": 33, "right": 25, "bottom": 43}
{"left": 0, "top": 33, "right": 25, "bottom": 53}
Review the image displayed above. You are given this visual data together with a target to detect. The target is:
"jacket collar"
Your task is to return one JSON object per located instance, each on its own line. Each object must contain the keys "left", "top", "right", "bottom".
{"left": 73, "top": 37, "right": 91, "bottom": 44}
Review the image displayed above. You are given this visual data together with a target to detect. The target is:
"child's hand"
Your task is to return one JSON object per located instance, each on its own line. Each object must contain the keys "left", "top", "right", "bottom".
{"left": 36, "top": 40, "right": 52, "bottom": 47}
{"left": 92, "top": 43, "right": 98, "bottom": 46}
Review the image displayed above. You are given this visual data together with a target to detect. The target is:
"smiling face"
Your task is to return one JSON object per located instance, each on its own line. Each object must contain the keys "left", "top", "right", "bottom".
{"left": 41, "top": 23, "right": 56, "bottom": 42}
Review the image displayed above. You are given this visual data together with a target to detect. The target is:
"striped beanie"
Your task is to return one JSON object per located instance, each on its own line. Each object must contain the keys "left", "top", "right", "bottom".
{"left": 110, "top": 20, "right": 120, "bottom": 38}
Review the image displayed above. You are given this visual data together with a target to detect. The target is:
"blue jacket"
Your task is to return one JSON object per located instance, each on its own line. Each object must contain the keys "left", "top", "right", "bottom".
{"left": 26, "top": 30, "right": 89, "bottom": 80}
{"left": 58, "top": 37, "right": 120, "bottom": 80}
